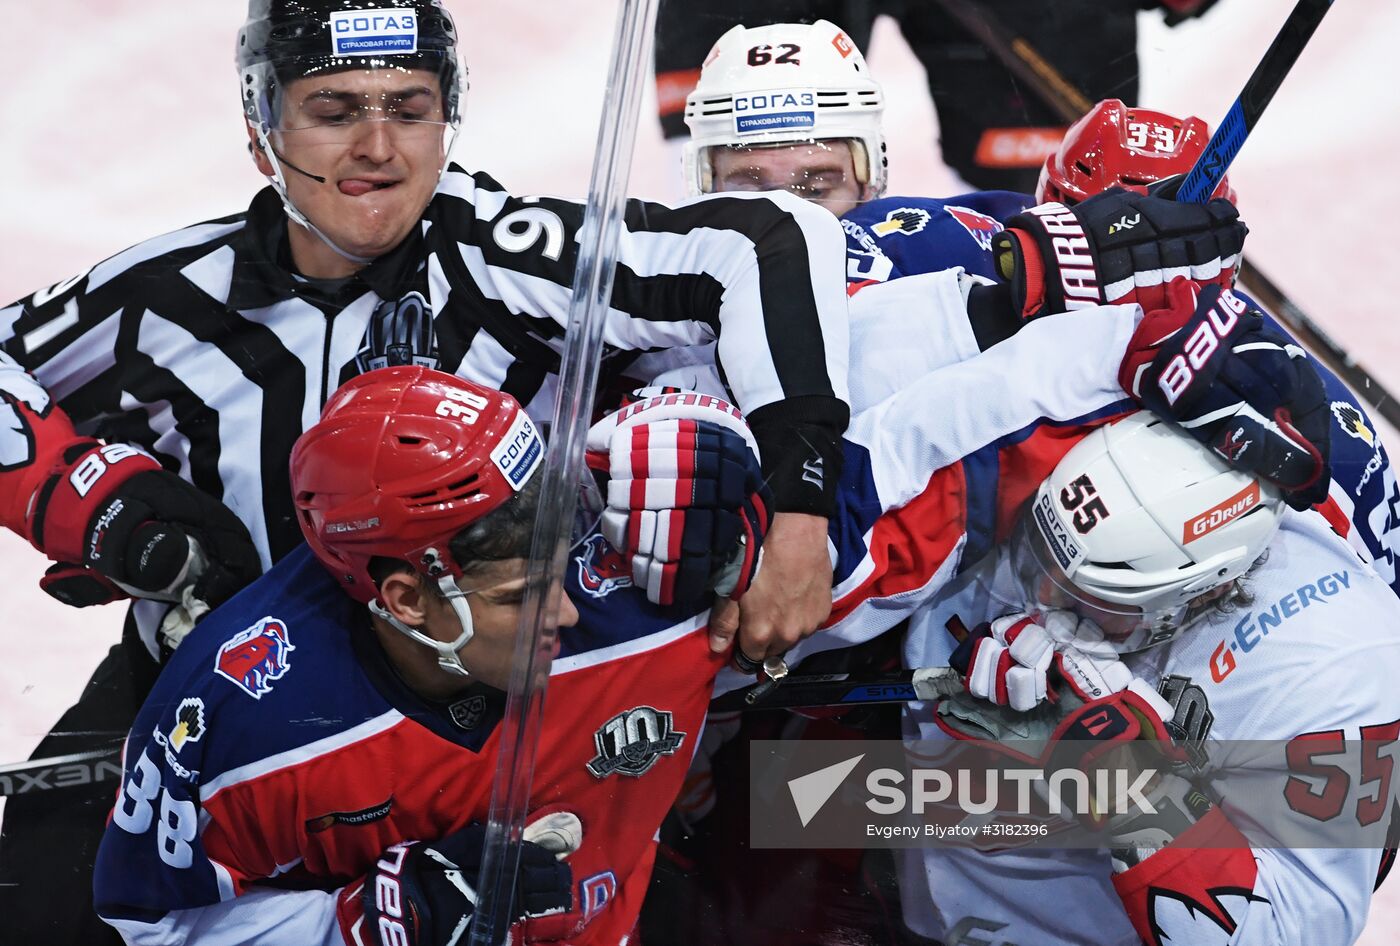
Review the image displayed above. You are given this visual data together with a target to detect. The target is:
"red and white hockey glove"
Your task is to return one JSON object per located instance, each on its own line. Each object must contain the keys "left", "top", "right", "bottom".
{"left": 338, "top": 812, "right": 578, "bottom": 946}
{"left": 1120, "top": 278, "right": 1331, "bottom": 508}
{"left": 586, "top": 390, "right": 772, "bottom": 607}
{"left": 949, "top": 611, "right": 1134, "bottom": 712}
{"left": 24, "top": 436, "right": 261, "bottom": 618}
{"left": 992, "top": 186, "right": 1245, "bottom": 318}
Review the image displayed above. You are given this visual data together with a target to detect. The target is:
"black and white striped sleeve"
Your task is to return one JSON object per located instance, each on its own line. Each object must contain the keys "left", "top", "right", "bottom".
{"left": 436, "top": 169, "right": 851, "bottom": 514}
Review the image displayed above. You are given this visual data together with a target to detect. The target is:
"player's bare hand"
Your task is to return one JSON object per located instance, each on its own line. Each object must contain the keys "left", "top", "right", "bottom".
{"left": 708, "top": 512, "right": 832, "bottom": 659}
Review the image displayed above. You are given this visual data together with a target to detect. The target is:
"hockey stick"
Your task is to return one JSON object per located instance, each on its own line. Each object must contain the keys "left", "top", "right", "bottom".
{"left": 709, "top": 666, "right": 962, "bottom": 712}
{"left": 928, "top": 0, "right": 1400, "bottom": 428}
{"left": 0, "top": 743, "right": 124, "bottom": 798}
{"left": 1176, "top": 0, "right": 1335, "bottom": 203}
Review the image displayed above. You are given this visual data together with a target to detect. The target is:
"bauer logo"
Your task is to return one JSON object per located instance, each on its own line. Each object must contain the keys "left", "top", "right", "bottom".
{"left": 491, "top": 411, "right": 543, "bottom": 490}
{"left": 1183, "top": 482, "right": 1260, "bottom": 544}
{"left": 330, "top": 9, "right": 418, "bottom": 57}
{"left": 732, "top": 89, "right": 816, "bottom": 136}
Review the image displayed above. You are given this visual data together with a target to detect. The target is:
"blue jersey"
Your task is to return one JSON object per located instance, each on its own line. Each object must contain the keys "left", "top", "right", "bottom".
{"left": 842, "top": 191, "right": 1031, "bottom": 287}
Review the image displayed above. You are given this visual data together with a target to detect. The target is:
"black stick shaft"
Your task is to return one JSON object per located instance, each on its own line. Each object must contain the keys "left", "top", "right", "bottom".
{"left": 1178, "top": 0, "right": 1335, "bottom": 203}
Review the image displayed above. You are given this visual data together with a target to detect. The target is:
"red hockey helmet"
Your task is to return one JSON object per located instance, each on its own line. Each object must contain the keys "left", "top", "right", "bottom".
{"left": 1037, "top": 99, "right": 1236, "bottom": 206}
{"left": 290, "top": 365, "right": 544, "bottom": 605}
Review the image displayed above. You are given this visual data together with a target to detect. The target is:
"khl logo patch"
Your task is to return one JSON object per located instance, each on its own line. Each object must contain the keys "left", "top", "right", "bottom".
{"left": 587, "top": 706, "right": 685, "bottom": 778}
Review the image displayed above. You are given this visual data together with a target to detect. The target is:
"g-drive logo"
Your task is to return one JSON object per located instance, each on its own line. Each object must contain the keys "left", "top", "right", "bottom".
{"left": 788, "top": 754, "right": 1160, "bottom": 830}
{"left": 330, "top": 9, "right": 419, "bottom": 56}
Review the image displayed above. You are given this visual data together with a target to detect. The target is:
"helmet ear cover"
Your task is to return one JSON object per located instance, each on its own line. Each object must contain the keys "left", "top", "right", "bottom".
{"left": 682, "top": 20, "right": 887, "bottom": 199}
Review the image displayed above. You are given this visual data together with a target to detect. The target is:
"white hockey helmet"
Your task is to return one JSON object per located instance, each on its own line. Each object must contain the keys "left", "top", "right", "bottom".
{"left": 1011, "top": 412, "right": 1284, "bottom": 653}
{"left": 682, "top": 20, "right": 887, "bottom": 199}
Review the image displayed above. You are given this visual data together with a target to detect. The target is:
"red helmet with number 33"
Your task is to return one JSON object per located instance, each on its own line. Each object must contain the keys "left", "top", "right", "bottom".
{"left": 1037, "top": 99, "right": 1237, "bottom": 206}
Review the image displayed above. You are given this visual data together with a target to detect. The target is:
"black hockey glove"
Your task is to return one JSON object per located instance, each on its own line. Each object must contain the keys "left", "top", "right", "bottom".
{"left": 992, "top": 186, "right": 1246, "bottom": 319}
{"left": 1120, "top": 279, "right": 1331, "bottom": 509}
{"left": 341, "top": 817, "right": 576, "bottom": 946}
{"left": 29, "top": 441, "right": 261, "bottom": 614}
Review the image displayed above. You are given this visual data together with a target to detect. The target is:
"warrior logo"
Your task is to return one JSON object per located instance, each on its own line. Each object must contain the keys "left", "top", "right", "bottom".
{"left": 215, "top": 617, "right": 295, "bottom": 700}
{"left": 575, "top": 534, "right": 632, "bottom": 599}
{"left": 1332, "top": 400, "right": 1375, "bottom": 447}
{"left": 355, "top": 291, "right": 438, "bottom": 373}
{"left": 871, "top": 207, "right": 932, "bottom": 237}
{"left": 943, "top": 205, "right": 1005, "bottom": 252}
{"left": 587, "top": 706, "right": 686, "bottom": 778}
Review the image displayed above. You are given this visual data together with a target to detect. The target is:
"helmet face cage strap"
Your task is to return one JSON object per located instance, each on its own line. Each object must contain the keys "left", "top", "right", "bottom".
{"left": 366, "top": 548, "right": 479, "bottom": 677}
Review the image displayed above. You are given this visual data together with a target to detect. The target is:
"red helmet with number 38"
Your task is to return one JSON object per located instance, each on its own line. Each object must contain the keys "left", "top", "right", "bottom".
{"left": 1037, "top": 99, "right": 1237, "bottom": 206}
{"left": 290, "top": 365, "right": 543, "bottom": 605}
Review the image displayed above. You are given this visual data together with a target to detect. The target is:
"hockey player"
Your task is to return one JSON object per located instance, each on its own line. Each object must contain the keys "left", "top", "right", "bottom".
{"left": 899, "top": 410, "right": 1400, "bottom": 945}
{"left": 684, "top": 51, "right": 1398, "bottom": 598}
{"left": 680, "top": 19, "right": 1028, "bottom": 287}
{"left": 92, "top": 365, "right": 780, "bottom": 945}
{"left": 0, "top": 1, "right": 860, "bottom": 937}
{"left": 655, "top": 0, "right": 1211, "bottom": 192}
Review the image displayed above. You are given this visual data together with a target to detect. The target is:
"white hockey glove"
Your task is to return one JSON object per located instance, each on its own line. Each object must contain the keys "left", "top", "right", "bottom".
{"left": 951, "top": 610, "right": 1134, "bottom": 711}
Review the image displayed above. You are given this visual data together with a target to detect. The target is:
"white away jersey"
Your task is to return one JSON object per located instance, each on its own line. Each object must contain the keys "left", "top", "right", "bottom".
{"left": 900, "top": 510, "right": 1400, "bottom": 945}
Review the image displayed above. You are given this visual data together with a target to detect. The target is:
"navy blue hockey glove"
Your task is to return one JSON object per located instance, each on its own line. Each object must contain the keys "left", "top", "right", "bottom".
{"left": 29, "top": 441, "right": 261, "bottom": 616}
{"left": 587, "top": 392, "right": 772, "bottom": 607}
{"left": 993, "top": 186, "right": 1245, "bottom": 319}
{"left": 342, "top": 815, "right": 576, "bottom": 946}
{"left": 1120, "top": 279, "right": 1331, "bottom": 508}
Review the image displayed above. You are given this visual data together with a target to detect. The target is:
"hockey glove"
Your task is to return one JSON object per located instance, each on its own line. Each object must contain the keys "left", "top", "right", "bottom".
{"left": 1120, "top": 278, "right": 1331, "bottom": 508}
{"left": 27, "top": 440, "right": 262, "bottom": 614}
{"left": 586, "top": 391, "right": 772, "bottom": 607}
{"left": 341, "top": 813, "right": 578, "bottom": 946}
{"left": 949, "top": 611, "right": 1133, "bottom": 713}
{"left": 992, "top": 186, "right": 1245, "bottom": 318}
{"left": 936, "top": 668, "right": 1186, "bottom": 828}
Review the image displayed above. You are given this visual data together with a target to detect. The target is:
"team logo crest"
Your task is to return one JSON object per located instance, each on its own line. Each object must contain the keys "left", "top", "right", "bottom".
{"left": 1332, "top": 400, "right": 1375, "bottom": 446}
{"left": 943, "top": 205, "right": 1004, "bottom": 252}
{"left": 355, "top": 291, "right": 439, "bottom": 373}
{"left": 215, "top": 617, "right": 295, "bottom": 700}
{"left": 168, "top": 698, "right": 206, "bottom": 752}
{"left": 575, "top": 534, "right": 632, "bottom": 599}
{"left": 587, "top": 706, "right": 686, "bottom": 778}
{"left": 871, "top": 207, "right": 931, "bottom": 238}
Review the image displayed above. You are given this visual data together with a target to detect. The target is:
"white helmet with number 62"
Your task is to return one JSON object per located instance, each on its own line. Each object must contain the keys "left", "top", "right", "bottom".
{"left": 682, "top": 20, "right": 886, "bottom": 198}
{"left": 1011, "top": 412, "right": 1285, "bottom": 653}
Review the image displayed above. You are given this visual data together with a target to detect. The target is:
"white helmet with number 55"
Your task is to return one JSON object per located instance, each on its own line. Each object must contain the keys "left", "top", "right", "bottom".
{"left": 682, "top": 20, "right": 887, "bottom": 198}
{"left": 1011, "top": 412, "right": 1285, "bottom": 653}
